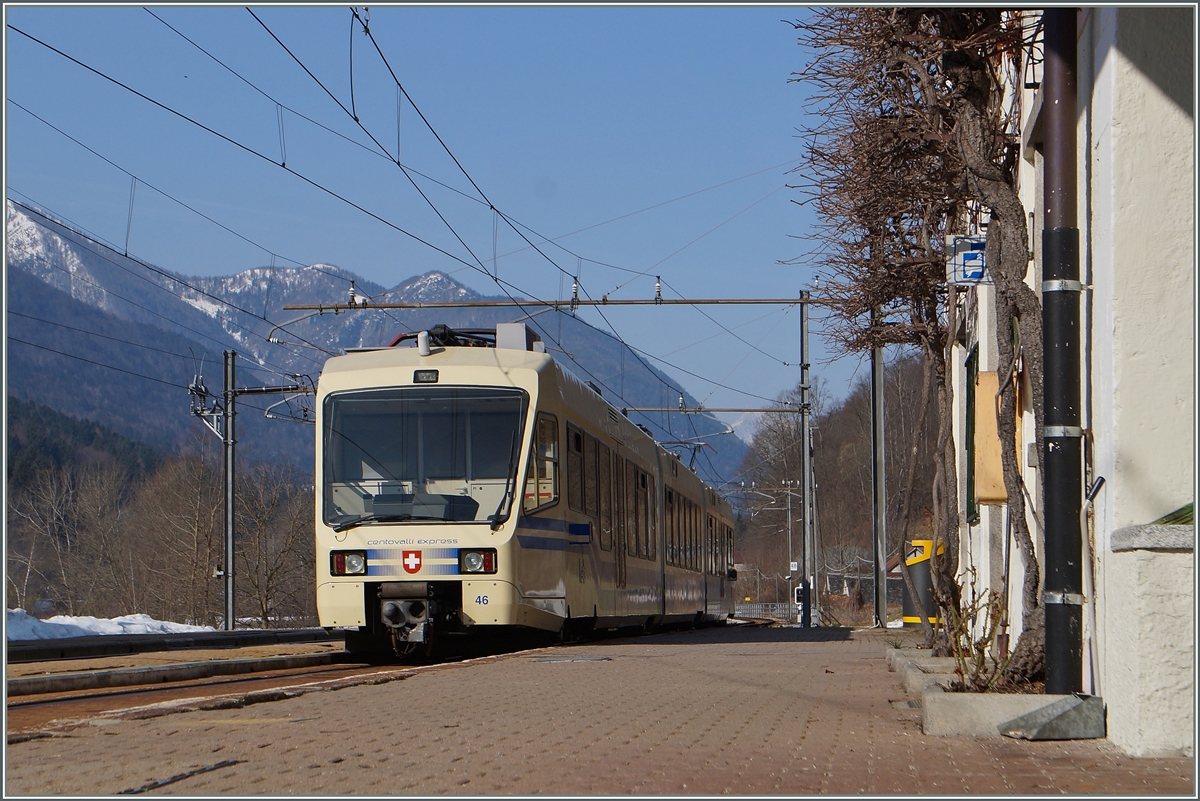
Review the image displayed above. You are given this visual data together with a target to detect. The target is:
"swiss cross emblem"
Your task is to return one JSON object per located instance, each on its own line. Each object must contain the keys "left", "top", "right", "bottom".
{"left": 402, "top": 550, "right": 422, "bottom": 574}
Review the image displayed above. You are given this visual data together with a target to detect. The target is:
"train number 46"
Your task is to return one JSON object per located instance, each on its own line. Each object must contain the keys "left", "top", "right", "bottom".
{"left": 475, "top": 596, "right": 489, "bottom": 605}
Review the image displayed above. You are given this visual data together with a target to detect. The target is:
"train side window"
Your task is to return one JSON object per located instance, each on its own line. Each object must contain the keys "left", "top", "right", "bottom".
{"left": 566, "top": 423, "right": 583, "bottom": 512}
{"left": 665, "top": 489, "right": 675, "bottom": 566}
{"left": 636, "top": 471, "right": 649, "bottom": 559}
{"left": 685, "top": 499, "right": 693, "bottom": 571}
{"left": 598, "top": 441, "right": 612, "bottom": 550}
{"left": 524, "top": 413, "right": 559, "bottom": 514}
{"left": 625, "top": 459, "right": 638, "bottom": 558}
{"left": 584, "top": 433, "right": 599, "bottom": 518}
{"left": 708, "top": 515, "right": 716, "bottom": 575}
{"left": 648, "top": 474, "right": 657, "bottom": 561}
{"left": 726, "top": 524, "right": 735, "bottom": 571}
{"left": 690, "top": 500, "right": 699, "bottom": 572}
{"left": 612, "top": 451, "right": 624, "bottom": 551}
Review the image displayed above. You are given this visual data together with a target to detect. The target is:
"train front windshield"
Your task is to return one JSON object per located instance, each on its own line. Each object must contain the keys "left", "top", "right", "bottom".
{"left": 323, "top": 386, "right": 528, "bottom": 528}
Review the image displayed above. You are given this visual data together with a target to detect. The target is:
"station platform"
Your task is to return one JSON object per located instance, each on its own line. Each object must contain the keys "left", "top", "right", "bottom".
{"left": 5, "top": 624, "right": 1193, "bottom": 795}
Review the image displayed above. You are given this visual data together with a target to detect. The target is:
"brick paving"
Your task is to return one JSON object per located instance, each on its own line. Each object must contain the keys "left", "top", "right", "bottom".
{"left": 5, "top": 626, "right": 1193, "bottom": 795}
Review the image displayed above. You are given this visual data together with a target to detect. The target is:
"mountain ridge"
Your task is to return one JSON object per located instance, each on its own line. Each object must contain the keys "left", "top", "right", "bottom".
{"left": 6, "top": 199, "right": 747, "bottom": 483}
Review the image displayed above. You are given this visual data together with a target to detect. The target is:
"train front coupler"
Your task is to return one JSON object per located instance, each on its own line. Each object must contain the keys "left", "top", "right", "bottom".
{"left": 379, "top": 583, "right": 433, "bottom": 654}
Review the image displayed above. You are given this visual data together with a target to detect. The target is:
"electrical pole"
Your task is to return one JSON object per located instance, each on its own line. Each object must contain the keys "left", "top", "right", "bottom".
{"left": 871, "top": 306, "right": 888, "bottom": 627}
{"left": 189, "top": 351, "right": 314, "bottom": 632}
{"left": 786, "top": 487, "right": 794, "bottom": 623}
{"left": 800, "top": 290, "right": 816, "bottom": 627}
{"left": 223, "top": 350, "right": 236, "bottom": 631}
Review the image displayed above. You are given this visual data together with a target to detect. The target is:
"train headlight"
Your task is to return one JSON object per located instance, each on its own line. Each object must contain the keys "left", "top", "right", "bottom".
{"left": 331, "top": 550, "right": 368, "bottom": 576}
{"left": 458, "top": 548, "right": 497, "bottom": 574}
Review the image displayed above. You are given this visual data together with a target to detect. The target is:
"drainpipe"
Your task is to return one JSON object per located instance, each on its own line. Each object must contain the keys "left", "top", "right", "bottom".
{"left": 1041, "top": 7, "right": 1083, "bottom": 695}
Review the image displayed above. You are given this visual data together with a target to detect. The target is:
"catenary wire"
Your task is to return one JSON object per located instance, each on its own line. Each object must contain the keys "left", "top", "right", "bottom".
{"left": 153, "top": 1, "right": 803, "bottom": 276}
{"left": 8, "top": 336, "right": 189, "bottom": 390}
{"left": 340, "top": 8, "right": 714, "bottom": 433}
{"left": 8, "top": 309, "right": 311, "bottom": 401}
{"left": 254, "top": 10, "right": 696, "bottom": 425}
{"left": 15, "top": 20, "right": 774, "bottom": 456}
{"left": 8, "top": 336, "right": 307, "bottom": 425}
{"left": 6, "top": 241, "right": 303, "bottom": 375}
{"left": 246, "top": 8, "right": 491, "bottom": 277}
{"left": 9, "top": 25, "right": 637, "bottom": 418}
{"left": 7, "top": 23, "right": 482, "bottom": 277}
{"left": 8, "top": 99, "right": 413, "bottom": 335}
{"left": 10, "top": 198, "right": 336, "bottom": 361}
{"left": 8, "top": 310, "right": 197, "bottom": 361}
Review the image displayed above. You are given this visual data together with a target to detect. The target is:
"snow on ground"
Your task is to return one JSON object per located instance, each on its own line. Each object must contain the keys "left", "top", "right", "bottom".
{"left": 6, "top": 608, "right": 215, "bottom": 640}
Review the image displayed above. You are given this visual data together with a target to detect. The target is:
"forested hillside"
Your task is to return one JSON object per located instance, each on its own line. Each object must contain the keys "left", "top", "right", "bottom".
{"left": 7, "top": 396, "right": 163, "bottom": 490}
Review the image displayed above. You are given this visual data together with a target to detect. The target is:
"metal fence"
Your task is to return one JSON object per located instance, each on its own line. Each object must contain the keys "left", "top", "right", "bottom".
{"left": 734, "top": 603, "right": 797, "bottom": 622}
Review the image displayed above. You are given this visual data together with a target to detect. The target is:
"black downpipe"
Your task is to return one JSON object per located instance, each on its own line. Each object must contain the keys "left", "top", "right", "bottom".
{"left": 1041, "top": 8, "right": 1083, "bottom": 695}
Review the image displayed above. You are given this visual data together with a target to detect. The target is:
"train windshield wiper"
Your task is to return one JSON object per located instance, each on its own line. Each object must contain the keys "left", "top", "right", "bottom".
{"left": 489, "top": 431, "right": 519, "bottom": 531}
{"left": 332, "top": 513, "right": 442, "bottom": 533}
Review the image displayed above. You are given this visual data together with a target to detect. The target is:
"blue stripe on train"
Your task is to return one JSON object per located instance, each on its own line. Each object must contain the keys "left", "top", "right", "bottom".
{"left": 366, "top": 562, "right": 459, "bottom": 577}
{"left": 516, "top": 534, "right": 568, "bottom": 551}
{"left": 366, "top": 547, "right": 459, "bottom": 561}
{"left": 517, "top": 516, "right": 592, "bottom": 538}
{"left": 516, "top": 534, "right": 591, "bottom": 551}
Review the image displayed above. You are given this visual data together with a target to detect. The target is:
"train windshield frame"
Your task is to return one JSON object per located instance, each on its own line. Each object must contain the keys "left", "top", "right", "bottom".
{"left": 322, "top": 386, "right": 529, "bottom": 529}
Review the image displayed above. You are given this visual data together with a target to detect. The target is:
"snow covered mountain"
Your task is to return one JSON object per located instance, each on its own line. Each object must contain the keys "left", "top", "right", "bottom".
{"left": 5, "top": 199, "right": 747, "bottom": 482}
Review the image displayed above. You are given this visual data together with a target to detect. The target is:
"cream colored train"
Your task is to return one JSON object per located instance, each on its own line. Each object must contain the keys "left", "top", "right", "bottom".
{"left": 315, "top": 322, "right": 737, "bottom": 656}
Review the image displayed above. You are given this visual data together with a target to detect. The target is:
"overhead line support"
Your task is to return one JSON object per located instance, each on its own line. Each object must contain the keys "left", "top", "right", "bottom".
{"left": 188, "top": 351, "right": 314, "bottom": 631}
{"left": 283, "top": 297, "right": 822, "bottom": 311}
{"left": 623, "top": 407, "right": 802, "bottom": 414}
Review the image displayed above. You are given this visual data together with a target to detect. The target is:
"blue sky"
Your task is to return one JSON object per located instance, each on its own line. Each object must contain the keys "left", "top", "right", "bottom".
{"left": 6, "top": 5, "right": 873, "bottom": 437}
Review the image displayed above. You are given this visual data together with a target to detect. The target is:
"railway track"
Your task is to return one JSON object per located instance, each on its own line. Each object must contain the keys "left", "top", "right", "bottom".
{"left": 8, "top": 620, "right": 773, "bottom": 742}
{"left": 6, "top": 631, "right": 555, "bottom": 742}
{"left": 6, "top": 660, "right": 390, "bottom": 740}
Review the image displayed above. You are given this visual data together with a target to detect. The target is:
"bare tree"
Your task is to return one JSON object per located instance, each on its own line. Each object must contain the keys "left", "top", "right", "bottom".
{"left": 737, "top": 350, "right": 936, "bottom": 624}
{"left": 128, "top": 450, "right": 224, "bottom": 626}
{"left": 236, "top": 462, "right": 317, "bottom": 628}
{"left": 789, "top": 9, "right": 1041, "bottom": 681}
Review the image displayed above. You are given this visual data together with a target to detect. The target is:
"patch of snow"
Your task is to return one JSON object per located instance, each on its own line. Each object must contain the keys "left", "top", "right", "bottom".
{"left": 887, "top": 619, "right": 905, "bottom": 628}
{"left": 7, "top": 608, "right": 216, "bottom": 640}
{"left": 180, "top": 292, "right": 223, "bottom": 318}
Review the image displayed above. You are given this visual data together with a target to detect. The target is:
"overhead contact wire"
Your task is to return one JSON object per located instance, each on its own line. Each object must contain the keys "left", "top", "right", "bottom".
{"left": 7, "top": 23, "right": 480, "bottom": 276}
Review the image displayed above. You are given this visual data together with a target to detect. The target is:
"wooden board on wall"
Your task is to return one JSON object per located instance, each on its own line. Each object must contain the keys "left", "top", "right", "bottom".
{"left": 975, "top": 371, "right": 1008, "bottom": 504}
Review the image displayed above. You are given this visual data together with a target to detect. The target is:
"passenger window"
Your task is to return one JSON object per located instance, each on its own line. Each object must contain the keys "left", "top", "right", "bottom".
{"left": 625, "top": 459, "right": 638, "bottom": 558}
{"left": 566, "top": 424, "right": 583, "bottom": 512}
{"left": 689, "top": 501, "right": 698, "bottom": 571}
{"left": 523, "top": 413, "right": 559, "bottom": 514}
{"left": 584, "top": 433, "right": 598, "bottom": 518}
{"left": 598, "top": 442, "right": 612, "bottom": 550}
{"left": 707, "top": 515, "right": 713, "bottom": 575}
{"left": 665, "top": 490, "right": 676, "bottom": 565}
{"left": 726, "top": 525, "right": 735, "bottom": 571}
{"left": 647, "top": 475, "right": 656, "bottom": 561}
{"left": 612, "top": 450, "right": 624, "bottom": 551}
{"left": 637, "top": 472, "right": 649, "bottom": 559}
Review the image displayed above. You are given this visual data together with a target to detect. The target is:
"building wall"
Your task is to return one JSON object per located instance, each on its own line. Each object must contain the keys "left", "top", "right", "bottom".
{"left": 1085, "top": 6, "right": 1194, "bottom": 758}
{"left": 959, "top": 7, "right": 1194, "bottom": 757}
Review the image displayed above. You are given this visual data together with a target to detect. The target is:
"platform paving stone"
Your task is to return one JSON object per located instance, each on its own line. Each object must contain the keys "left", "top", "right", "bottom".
{"left": 5, "top": 626, "right": 1193, "bottom": 795}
